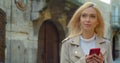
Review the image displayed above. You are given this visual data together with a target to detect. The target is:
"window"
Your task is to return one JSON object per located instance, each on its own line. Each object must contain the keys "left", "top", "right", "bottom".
{"left": 15, "top": 0, "right": 28, "bottom": 11}
{"left": 112, "top": 6, "right": 119, "bottom": 25}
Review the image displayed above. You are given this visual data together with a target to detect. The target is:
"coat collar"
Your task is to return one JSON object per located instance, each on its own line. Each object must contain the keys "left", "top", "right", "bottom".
{"left": 70, "top": 35, "right": 80, "bottom": 46}
{"left": 70, "top": 35, "right": 106, "bottom": 54}
{"left": 70, "top": 35, "right": 105, "bottom": 46}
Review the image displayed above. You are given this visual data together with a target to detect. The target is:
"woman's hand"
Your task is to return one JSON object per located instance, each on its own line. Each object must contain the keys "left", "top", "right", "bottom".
{"left": 86, "top": 53, "right": 104, "bottom": 63}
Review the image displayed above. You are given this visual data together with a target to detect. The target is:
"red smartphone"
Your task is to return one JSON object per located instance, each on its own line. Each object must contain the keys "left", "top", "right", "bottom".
{"left": 89, "top": 48, "right": 100, "bottom": 55}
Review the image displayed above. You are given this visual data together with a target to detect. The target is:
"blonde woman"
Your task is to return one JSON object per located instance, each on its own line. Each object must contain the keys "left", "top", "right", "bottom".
{"left": 60, "top": 2, "right": 113, "bottom": 63}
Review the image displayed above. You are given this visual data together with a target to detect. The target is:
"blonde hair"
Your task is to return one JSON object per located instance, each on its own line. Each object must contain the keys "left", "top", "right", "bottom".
{"left": 67, "top": 2, "right": 104, "bottom": 38}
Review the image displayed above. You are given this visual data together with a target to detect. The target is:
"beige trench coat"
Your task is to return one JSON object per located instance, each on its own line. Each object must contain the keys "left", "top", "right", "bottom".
{"left": 60, "top": 35, "right": 113, "bottom": 63}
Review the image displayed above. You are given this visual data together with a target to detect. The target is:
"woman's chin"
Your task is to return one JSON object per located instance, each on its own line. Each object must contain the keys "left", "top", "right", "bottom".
{"left": 84, "top": 28, "right": 91, "bottom": 31}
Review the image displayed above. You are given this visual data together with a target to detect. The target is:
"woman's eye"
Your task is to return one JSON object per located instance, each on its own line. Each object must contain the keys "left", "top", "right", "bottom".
{"left": 81, "top": 14, "right": 86, "bottom": 17}
{"left": 91, "top": 15, "right": 96, "bottom": 18}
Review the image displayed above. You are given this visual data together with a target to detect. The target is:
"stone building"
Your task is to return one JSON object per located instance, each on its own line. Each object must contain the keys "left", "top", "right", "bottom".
{"left": 0, "top": 0, "right": 76, "bottom": 63}
{"left": 0, "top": 0, "right": 113, "bottom": 63}
{"left": 111, "top": 0, "right": 120, "bottom": 61}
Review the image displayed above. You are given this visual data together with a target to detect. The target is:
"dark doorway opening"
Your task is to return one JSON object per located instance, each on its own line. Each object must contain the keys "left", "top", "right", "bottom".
{"left": 0, "top": 8, "right": 6, "bottom": 63}
{"left": 112, "top": 34, "right": 120, "bottom": 60}
{"left": 38, "top": 21, "right": 60, "bottom": 63}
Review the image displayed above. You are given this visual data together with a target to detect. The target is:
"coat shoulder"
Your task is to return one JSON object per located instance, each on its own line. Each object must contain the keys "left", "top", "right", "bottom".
{"left": 103, "top": 37, "right": 111, "bottom": 42}
{"left": 103, "top": 37, "right": 111, "bottom": 45}
{"left": 61, "top": 38, "right": 70, "bottom": 44}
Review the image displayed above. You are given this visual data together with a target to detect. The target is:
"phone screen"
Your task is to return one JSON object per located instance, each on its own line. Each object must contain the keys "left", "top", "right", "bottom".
{"left": 89, "top": 48, "right": 100, "bottom": 55}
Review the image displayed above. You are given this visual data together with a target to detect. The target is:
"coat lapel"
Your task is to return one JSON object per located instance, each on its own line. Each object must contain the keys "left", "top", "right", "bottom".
{"left": 96, "top": 36, "right": 106, "bottom": 54}
{"left": 69, "top": 35, "right": 106, "bottom": 59}
{"left": 70, "top": 36, "right": 84, "bottom": 58}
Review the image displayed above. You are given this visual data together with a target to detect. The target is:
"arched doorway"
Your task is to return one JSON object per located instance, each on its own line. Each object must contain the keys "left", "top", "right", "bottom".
{"left": 0, "top": 8, "right": 6, "bottom": 63}
{"left": 112, "top": 35, "right": 116, "bottom": 60}
{"left": 38, "top": 21, "right": 60, "bottom": 63}
{"left": 112, "top": 34, "right": 120, "bottom": 61}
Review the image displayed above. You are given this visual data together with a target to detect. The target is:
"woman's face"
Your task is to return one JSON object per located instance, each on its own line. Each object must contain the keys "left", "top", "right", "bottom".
{"left": 80, "top": 7, "right": 98, "bottom": 32}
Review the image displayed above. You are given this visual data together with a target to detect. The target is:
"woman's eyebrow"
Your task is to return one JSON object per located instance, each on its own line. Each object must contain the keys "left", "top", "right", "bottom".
{"left": 81, "top": 12, "right": 87, "bottom": 15}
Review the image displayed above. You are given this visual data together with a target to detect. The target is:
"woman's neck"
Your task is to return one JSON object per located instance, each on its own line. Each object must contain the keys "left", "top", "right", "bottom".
{"left": 81, "top": 30, "right": 95, "bottom": 39}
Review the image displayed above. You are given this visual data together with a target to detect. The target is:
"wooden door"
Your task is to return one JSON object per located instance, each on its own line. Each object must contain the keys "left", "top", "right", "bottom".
{"left": 38, "top": 21, "right": 59, "bottom": 63}
{"left": 0, "top": 8, "right": 6, "bottom": 63}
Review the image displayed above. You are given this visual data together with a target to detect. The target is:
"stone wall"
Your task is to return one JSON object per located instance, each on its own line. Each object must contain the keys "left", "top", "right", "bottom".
{"left": 1, "top": 0, "right": 67, "bottom": 63}
{"left": 0, "top": 0, "right": 112, "bottom": 63}
{"left": 0, "top": 0, "right": 37, "bottom": 63}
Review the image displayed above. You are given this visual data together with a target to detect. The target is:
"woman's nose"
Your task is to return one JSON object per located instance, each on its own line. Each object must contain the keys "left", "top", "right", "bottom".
{"left": 86, "top": 17, "right": 90, "bottom": 22}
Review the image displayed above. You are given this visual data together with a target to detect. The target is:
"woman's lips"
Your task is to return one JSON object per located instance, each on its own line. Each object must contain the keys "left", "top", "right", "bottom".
{"left": 85, "top": 24, "right": 91, "bottom": 27}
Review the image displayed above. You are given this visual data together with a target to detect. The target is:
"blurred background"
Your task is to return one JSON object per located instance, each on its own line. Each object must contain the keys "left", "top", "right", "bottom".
{"left": 0, "top": 0, "right": 120, "bottom": 63}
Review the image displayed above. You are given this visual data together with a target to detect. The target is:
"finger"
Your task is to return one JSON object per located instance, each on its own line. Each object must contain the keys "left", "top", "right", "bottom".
{"left": 93, "top": 57, "right": 100, "bottom": 63}
{"left": 99, "top": 52, "right": 103, "bottom": 56}
{"left": 86, "top": 55, "right": 94, "bottom": 63}
{"left": 96, "top": 54, "right": 104, "bottom": 61}
{"left": 99, "top": 53, "right": 104, "bottom": 59}
{"left": 86, "top": 59, "right": 94, "bottom": 63}
{"left": 86, "top": 55, "right": 94, "bottom": 59}
{"left": 93, "top": 56, "right": 104, "bottom": 63}
{"left": 91, "top": 60, "right": 97, "bottom": 63}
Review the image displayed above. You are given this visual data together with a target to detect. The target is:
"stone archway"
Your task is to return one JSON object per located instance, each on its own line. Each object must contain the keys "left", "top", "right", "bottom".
{"left": 112, "top": 34, "right": 120, "bottom": 60}
{"left": 37, "top": 20, "right": 65, "bottom": 63}
{"left": 0, "top": 8, "right": 6, "bottom": 63}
